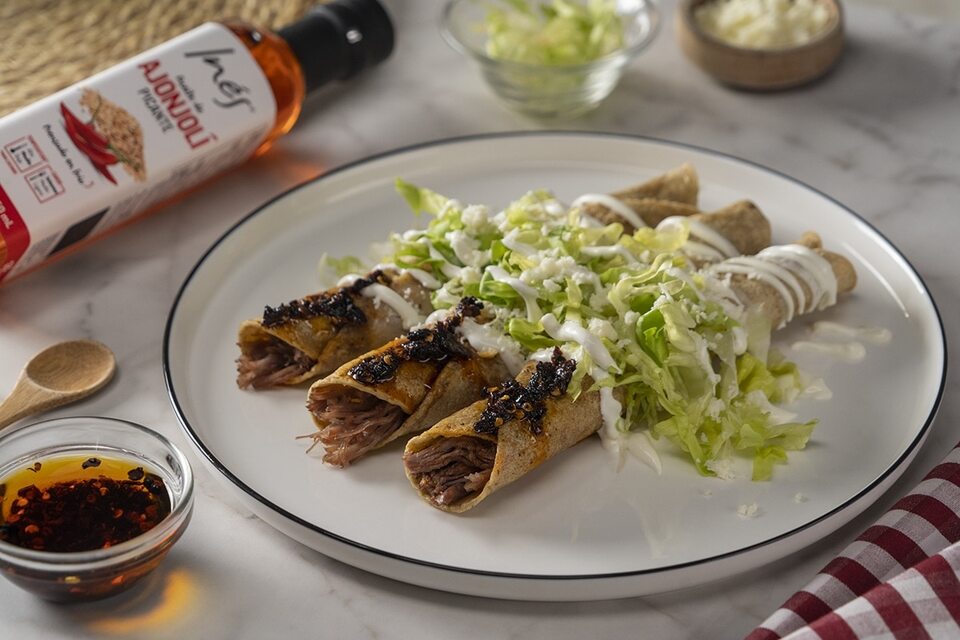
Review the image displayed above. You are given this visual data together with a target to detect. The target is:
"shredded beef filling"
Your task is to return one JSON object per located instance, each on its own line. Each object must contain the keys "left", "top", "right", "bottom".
{"left": 306, "top": 387, "right": 408, "bottom": 467}
{"left": 404, "top": 436, "right": 498, "bottom": 506}
{"left": 237, "top": 335, "right": 317, "bottom": 389}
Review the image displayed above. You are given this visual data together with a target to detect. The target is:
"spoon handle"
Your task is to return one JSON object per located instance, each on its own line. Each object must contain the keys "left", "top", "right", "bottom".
{"left": 0, "top": 376, "right": 53, "bottom": 431}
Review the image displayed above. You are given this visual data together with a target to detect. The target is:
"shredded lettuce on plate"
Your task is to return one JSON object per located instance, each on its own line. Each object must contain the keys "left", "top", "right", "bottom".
{"left": 362, "top": 179, "right": 820, "bottom": 481}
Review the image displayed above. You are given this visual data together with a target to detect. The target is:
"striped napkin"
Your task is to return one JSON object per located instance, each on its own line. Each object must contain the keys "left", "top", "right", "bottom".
{"left": 748, "top": 442, "right": 960, "bottom": 639}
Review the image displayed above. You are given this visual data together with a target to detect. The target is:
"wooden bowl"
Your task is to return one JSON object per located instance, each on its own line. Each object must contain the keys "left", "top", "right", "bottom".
{"left": 675, "top": 0, "right": 844, "bottom": 90}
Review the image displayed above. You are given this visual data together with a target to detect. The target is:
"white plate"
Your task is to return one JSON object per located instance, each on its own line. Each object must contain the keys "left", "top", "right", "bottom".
{"left": 164, "top": 133, "right": 945, "bottom": 601}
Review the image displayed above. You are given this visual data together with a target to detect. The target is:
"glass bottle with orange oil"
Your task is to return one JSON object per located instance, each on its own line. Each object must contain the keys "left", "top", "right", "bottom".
{"left": 0, "top": 0, "right": 393, "bottom": 285}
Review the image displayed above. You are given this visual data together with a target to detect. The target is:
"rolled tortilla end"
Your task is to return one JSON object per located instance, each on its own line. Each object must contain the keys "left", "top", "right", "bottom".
{"left": 618, "top": 198, "right": 702, "bottom": 230}
{"left": 235, "top": 270, "right": 432, "bottom": 389}
{"left": 611, "top": 163, "right": 699, "bottom": 205}
{"left": 306, "top": 333, "right": 510, "bottom": 467}
{"left": 403, "top": 367, "right": 602, "bottom": 513}
{"left": 717, "top": 237, "right": 857, "bottom": 330}
{"left": 693, "top": 200, "right": 771, "bottom": 256}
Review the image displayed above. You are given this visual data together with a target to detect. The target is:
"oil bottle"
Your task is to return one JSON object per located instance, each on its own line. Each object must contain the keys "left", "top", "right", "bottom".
{"left": 0, "top": 0, "right": 393, "bottom": 285}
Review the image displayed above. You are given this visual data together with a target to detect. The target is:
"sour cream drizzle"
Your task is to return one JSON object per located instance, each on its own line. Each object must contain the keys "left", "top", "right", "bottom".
{"left": 657, "top": 216, "right": 739, "bottom": 261}
{"left": 791, "top": 340, "right": 867, "bottom": 363}
{"left": 580, "top": 244, "right": 638, "bottom": 263}
{"left": 811, "top": 321, "right": 892, "bottom": 344}
{"left": 572, "top": 193, "right": 647, "bottom": 229}
{"left": 456, "top": 317, "right": 526, "bottom": 375}
{"left": 372, "top": 263, "right": 442, "bottom": 290}
{"left": 709, "top": 244, "right": 837, "bottom": 328}
{"left": 501, "top": 229, "right": 539, "bottom": 257}
{"left": 486, "top": 265, "right": 542, "bottom": 322}
{"left": 337, "top": 274, "right": 424, "bottom": 329}
{"left": 541, "top": 314, "right": 616, "bottom": 371}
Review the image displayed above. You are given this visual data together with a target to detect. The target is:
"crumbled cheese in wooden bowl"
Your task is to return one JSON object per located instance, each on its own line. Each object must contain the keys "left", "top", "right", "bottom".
{"left": 694, "top": 0, "right": 832, "bottom": 49}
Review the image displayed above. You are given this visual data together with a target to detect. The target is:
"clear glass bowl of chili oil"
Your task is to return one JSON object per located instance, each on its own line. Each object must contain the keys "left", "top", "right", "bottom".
{"left": 0, "top": 416, "right": 194, "bottom": 602}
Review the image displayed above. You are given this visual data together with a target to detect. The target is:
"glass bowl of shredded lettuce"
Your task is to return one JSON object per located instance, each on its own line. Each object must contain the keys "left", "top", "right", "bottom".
{"left": 442, "top": 0, "right": 660, "bottom": 119}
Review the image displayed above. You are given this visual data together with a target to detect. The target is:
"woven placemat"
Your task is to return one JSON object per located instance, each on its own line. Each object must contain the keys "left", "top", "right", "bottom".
{"left": 0, "top": 0, "right": 319, "bottom": 117}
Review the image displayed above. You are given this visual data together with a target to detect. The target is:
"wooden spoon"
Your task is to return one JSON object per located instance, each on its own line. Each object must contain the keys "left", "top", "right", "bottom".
{"left": 0, "top": 340, "right": 116, "bottom": 431}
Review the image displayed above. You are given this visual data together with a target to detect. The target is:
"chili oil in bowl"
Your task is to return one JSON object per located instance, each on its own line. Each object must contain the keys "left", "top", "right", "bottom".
{"left": 0, "top": 416, "right": 193, "bottom": 602}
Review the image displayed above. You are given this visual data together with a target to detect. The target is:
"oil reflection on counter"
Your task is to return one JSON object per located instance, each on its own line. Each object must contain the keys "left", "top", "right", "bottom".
{"left": 76, "top": 565, "right": 204, "bottom": 637}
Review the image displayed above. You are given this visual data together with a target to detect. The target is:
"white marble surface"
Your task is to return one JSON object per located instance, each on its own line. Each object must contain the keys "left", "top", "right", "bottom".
{"left": 1, "top": 0, "right": 958, "bottom": 637}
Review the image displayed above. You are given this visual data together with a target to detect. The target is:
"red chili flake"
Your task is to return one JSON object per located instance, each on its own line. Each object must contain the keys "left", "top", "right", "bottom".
{"left": 0, "top": 475, "right": 170, "bottom": 552}
{"left": 82, "top": 458, "right": 102, "bottom": 469}
{"left": 27, "top": 462, "right": 41, "bottom": 473}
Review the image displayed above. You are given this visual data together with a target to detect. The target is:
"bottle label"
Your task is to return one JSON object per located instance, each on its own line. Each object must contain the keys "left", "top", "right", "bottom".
{"left": 0, "top": 23, "right": 277, "bottom": 282}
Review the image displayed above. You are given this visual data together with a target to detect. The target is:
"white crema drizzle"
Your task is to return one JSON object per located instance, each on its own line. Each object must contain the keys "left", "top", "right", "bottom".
{"left": 371, "top": 263, "right": 442, "bottom": 290}
{"left": 571, "top": 193, "right": 647, "bottom": 230}
{"left": 540, "top": 314, "right": 616, "bottom": 371}
{"left": 486, "top": 265, "right": 542, "bottom": 322}
{"left": 580, "top": 245, "right": 639, "bottom": 263}
{"left": 656, "top": 216, "right": 739, "bottom": 261}
{"left": 709, "top": 244, "right": 837, "bottom": 328}
{"left": 337, "top": 274, "right": 424, "bottom": 329}
{"left": 791, "top": 340, "right": 867, "bottom": 363}
{"left": 811, "top": 321, "right": 892, "bottom": 345}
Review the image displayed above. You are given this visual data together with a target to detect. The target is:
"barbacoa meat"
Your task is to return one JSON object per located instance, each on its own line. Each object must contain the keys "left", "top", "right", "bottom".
{"left": 236, "top": 335, "right": 317, "bottom": 389}
{"left": 307, "top": 387, "right": 407, "bottom": 467}
{"left": 404, "top": 436, "right": 497, "bottom": 506}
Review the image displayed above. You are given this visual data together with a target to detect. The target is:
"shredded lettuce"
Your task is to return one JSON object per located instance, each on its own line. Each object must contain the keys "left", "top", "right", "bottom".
{"left": 317, "top": 253, "right": 367, "bottom": 287}
{"left": 336, "top": 179, "right": 822, "bottom": 481}
{"left": 483, "top": 0, "right": 626, "bottom": 65}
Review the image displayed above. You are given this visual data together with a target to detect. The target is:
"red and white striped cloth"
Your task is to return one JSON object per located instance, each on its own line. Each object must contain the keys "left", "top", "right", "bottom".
{"left": 748, "top": 441, "right": 960, "bottom": 640}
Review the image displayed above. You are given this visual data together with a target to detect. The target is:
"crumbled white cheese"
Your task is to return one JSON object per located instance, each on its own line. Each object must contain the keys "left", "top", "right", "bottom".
{"left": 542, "top": 279, "right": 561, "bottom": 293}
{"left": 694, "top": 0, "right": 832, "bottom": 50}
{"left": 588, "top": 317, "right": 618, "bottom": 342}
{"left": 459, "top": 266, "right": 482, "bottom": 284}
{"left": 794, "top": 492, "right": 808, "bottom": 503}
{"left": 706, "top": 458, "right": 738, "bottom": 480}
{"left": 461, "top": 204, "right": 491, "bottom": 231}
{"left": 448, "top": 231, "right": 488, "bottom": 267}
{"left": 737, "top": 502, "right": 760, "bottom": 519}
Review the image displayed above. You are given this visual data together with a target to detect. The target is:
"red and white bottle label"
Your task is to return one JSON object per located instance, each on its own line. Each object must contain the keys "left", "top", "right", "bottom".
{"left": 0, "top": 23, "right": 277, "bottom": 282}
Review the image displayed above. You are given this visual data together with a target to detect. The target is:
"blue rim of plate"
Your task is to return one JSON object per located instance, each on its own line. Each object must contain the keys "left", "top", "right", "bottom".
{"left": 162, "top": 131, "right": 947, "bottom": 582}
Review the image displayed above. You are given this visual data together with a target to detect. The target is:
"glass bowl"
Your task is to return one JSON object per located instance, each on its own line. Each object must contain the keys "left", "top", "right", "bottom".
{"left": 441, "top": 0, "right": 661, "bottom": 119}
{"left": 0, "top": 416, "right": 194, "bottom": 602}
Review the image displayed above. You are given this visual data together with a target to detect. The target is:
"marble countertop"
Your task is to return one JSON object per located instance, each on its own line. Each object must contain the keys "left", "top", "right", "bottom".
{"left": 1, "top": 0, "right": 958, "bottom": 637}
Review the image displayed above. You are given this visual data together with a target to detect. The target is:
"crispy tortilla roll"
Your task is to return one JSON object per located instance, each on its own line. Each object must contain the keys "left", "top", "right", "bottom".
{"left": 711, "top": 232, "right": 857, "bottom": 330}
{"left": 236, "top": 270, "right": 433, "bottom": 389}
{"left": 692, "top": 201, "right": 770, "bottom": 256}
{"left": 404, "top": 237, "right": 858, "bottom": 513}
{"left": 612, "top": 163, "right": 699, "bottom": 204}
{"left": 404, "top": 353, "right": 597, "bottom": 513}
{"left": 304, "top": 299, "right": 510, "bottom": 467}
{"left": 577, "top": 164, "right": 700, "bottom": 230}
{"left": 662, "top": 200, "right": 771, "bottom": 265}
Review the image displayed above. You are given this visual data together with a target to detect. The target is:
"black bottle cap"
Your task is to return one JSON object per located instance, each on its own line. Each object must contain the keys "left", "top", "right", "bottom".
{"left": 279, "top": 0, "right": 395, "bottom": 93}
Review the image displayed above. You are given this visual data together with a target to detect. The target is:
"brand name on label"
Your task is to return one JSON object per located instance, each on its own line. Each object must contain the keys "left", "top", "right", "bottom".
{"left": 140, "top": 60, "right": 216, "bottom": 150}
{"left": 184, "top": 48, "right": 256, "bottom": 112}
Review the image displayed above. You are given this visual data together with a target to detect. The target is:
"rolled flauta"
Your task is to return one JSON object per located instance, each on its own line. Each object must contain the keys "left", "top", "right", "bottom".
{"left": 611, "top": 163, "right": 699, "bottom": 204}
{"left": 404, "top": 352, "right": 594, "bottom": 513}
{"left": 709, "top": 232, "right": 857, "bottom": 330}
{"left": 668, "top": 200, "right": 770, "bottom": 264}
{"left": 236, "top": 269, "right": 433, "bottom": 389}
{"left": 304, "top": 299, "right": 510, "bottom": 467}
{"left": 404, "top": 236, "right": 858, "bottom": 512}
{"left": 237, "top": 170, "right": 700, "bottom": 390}
{"left": 576, "top": 164, "right": 701, "bottom": 230}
